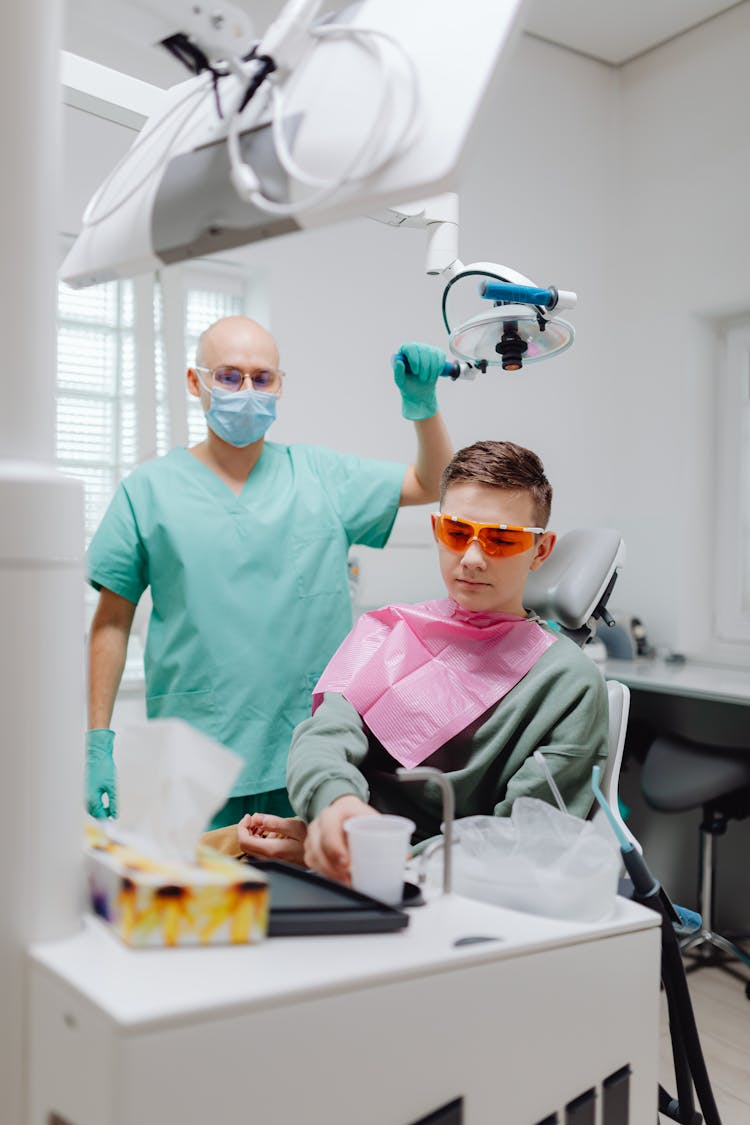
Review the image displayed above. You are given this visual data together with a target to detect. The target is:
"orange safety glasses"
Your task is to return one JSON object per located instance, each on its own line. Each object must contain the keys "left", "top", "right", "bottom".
{"left": 431, "top": 512, "right": 544, "bottom": 558}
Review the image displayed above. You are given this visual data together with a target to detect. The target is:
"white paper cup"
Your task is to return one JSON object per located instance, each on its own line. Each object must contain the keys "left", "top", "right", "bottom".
{"left": 343, "top": 815, "right": 416, "bottom": 905}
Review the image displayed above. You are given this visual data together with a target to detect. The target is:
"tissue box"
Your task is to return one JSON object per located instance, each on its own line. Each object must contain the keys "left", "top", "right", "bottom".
{"left": 85, "top": 821, "right": 269, "bottom": 948}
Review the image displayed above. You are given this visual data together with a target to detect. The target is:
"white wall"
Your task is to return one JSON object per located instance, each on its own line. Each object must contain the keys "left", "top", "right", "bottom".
{"left": 61, "top": 11, "right": 750, "bottom": 655}
{"left": 616, "top": 2, "right": 750, "bottom": 657}
{"left": 211, "top": 36, "right": 621, "bottom": 612}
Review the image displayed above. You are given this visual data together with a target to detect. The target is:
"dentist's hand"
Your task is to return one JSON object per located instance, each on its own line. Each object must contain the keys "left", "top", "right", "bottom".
{"left": 392, "top": 342, "right": 446, "bottom": 421}
{"left": 86, "top": 728, "right": 118, "bottom": 818}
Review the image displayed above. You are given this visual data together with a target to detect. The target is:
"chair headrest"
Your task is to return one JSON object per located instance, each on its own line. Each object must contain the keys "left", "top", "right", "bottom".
{"left": 524, "top": 528, "right": 625, "bottom": 632}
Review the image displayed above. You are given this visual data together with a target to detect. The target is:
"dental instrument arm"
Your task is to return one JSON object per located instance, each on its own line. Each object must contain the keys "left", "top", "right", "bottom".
{"left": 62, "top": 2, "right": 528, "bottom": 287}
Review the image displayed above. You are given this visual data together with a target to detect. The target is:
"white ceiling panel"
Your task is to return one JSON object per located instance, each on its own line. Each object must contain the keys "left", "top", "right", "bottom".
{"left": 62, "top": 0, "right": 748, "bottom": 86}
{"left": 524, "top": 0, "right": 744, "bottom": 65}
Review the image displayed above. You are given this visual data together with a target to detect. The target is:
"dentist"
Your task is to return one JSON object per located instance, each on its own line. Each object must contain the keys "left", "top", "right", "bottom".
{"left": 85, "top": 315, "right": 453, "bottom": 826}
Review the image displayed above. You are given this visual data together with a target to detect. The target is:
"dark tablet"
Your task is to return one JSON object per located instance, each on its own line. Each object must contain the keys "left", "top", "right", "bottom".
{"left": 244, "top": 858, "right": 415, "bottom": 936}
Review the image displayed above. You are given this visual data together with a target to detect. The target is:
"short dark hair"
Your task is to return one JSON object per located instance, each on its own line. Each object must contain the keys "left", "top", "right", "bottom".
{"left": 439, "top": 440, "right": 553, "bottom": 527}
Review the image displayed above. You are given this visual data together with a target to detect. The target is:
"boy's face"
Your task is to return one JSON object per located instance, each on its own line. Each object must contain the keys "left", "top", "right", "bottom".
{"left": 435, "top": 482, "right": 556, "bottom": 616}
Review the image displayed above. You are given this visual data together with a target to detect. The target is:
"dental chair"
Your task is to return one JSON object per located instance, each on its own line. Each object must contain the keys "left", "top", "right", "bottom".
{"left": 410, "top": 527, "right": 719, "bottom": 1123}
{"left": 524, "top": 526, "right": 625, "bottom": 646}
{"left": 525, "top": 530, "right": 721, "bottom": 1125}
{"left": 524, "top": 528, "right": 635, "bottom": 842}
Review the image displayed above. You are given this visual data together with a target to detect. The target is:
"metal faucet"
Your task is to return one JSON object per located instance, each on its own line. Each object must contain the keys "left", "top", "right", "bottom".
{"left": 396, "top": 766, "right": 455, "bottom": 895}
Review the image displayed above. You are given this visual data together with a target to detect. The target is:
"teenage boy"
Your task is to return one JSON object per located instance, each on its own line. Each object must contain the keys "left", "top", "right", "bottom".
{"left": 233, "top": 440, "right": 608, "bottom": 883}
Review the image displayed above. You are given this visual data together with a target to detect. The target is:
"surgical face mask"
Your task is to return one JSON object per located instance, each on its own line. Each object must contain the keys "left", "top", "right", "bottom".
{"left": 204, "top": 383, "right": 278, "bottom": 447}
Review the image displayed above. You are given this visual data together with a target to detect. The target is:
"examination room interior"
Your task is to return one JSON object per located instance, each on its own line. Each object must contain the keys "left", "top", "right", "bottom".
{"left": 61, "top": 0, "right": 750, "bottom": 920}
{"left": 12, "top": 0, "right": 750, "bottom": 1121}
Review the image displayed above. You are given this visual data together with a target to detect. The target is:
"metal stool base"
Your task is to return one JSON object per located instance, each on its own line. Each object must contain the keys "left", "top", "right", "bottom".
{"left": 680, "top": 929, "right": 750, "bottom": 1000}
{"left": 681, "top": 928, "right": 750, "bottom": 968}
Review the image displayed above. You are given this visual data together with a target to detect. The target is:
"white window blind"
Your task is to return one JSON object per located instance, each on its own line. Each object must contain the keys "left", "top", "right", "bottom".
{"left": 56, "top": 261, "right": 252, "bottom": 544}
{"left": 56, "top": 278, "right": 137, "bottom": 542}
{"left": 182, "top": 266, "right": 246, "bottom": 446}
{"left": 153, "top": 282, "right": 170, "bottom": 457}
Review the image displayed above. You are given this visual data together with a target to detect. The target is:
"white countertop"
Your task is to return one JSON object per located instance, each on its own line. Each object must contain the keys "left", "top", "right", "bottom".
{"left": 30, "top": 894, "right": 657, "bottom": 1032}
{"left": 605, "top": 657, "right": 750, "bottom": 705}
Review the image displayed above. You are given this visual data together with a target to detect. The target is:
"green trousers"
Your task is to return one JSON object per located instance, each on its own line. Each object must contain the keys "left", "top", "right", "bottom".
{"left": 207, "top": 787, "right": 296, "bottom": 830}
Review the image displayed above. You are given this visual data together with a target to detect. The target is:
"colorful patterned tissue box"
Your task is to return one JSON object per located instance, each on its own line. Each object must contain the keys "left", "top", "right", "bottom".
{"left": 85, "top": 820, "right": 268, "bottom": 948}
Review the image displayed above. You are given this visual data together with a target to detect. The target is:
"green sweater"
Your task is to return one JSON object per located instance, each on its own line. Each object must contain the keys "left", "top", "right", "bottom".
{"left": 286, "top": 629, "right": 608, "bottom": 849}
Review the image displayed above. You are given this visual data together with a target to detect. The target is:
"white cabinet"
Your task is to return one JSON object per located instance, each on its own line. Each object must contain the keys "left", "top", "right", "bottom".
{"left": 29, "top": 895, "right": 660, "bottom": 1125}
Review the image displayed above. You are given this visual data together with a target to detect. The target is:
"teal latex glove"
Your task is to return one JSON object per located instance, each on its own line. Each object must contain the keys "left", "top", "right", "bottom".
{"left": 86, "top": 728, "right": 118, "bottom": 818}
{"left": 392, "top": 341, "right": 446, "bottom": 421}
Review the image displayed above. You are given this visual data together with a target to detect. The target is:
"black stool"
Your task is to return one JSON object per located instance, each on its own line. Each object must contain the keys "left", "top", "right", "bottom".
{"left": 641, "top": 734, "right": 750, "bottom": 999}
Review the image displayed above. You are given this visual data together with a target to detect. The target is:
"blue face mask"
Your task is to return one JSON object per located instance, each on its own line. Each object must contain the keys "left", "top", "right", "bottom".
{"left": 205, "top": 384, "right": 278, "bottom": 447}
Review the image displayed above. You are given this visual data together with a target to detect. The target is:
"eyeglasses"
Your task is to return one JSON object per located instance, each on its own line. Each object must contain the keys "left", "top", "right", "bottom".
{"left": 195, "top": 364, "right": 284, "bottom": 393}
{"left": 431, "top": 512, "right": 544, "bottom": 557}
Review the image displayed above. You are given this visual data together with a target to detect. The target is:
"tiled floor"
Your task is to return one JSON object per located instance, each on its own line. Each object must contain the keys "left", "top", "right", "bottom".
{"left": 658, "top": 958, "right": 750, "bottom": 1125}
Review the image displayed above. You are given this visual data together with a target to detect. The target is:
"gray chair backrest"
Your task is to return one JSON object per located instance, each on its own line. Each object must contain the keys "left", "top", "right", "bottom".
{"left": 524, "top": 528, "right": 625, "bottom": 644}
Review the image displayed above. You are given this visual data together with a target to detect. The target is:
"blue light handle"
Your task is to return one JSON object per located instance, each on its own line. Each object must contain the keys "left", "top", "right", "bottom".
{"left": 479, "top": 280, "right": 556, "bottom": 306}
{"left": 393, "top": 353, "right": 470, "bottom": 380}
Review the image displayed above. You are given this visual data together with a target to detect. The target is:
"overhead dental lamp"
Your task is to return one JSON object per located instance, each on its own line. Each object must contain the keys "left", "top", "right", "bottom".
{"left": 374, "top": 194, "right": 577, "bottom": 375}
{"left": 444, "top": 265, "right": 576, "bottom": 372}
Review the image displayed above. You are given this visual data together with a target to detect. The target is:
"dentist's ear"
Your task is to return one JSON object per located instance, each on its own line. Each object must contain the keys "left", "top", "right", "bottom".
{"left": 186, "top": 367, "right": 201, "bottom": 398}
{"left": 530, "top": 531, "right": 556, "bottom": 570}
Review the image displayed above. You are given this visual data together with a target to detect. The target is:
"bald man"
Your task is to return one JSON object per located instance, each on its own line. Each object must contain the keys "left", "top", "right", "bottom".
{"left": 85, "top": 317, "right": 453, "bottom": 828}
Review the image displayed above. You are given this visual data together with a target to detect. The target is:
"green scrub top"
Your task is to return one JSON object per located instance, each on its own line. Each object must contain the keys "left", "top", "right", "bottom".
{"left": 87, "top": 442, "right": 406, "bottom": 795}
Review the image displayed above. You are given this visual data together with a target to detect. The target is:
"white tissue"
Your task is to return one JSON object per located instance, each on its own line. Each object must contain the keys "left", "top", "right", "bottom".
{"left": 108, "top": 718, "right": 243, "bottom": 864}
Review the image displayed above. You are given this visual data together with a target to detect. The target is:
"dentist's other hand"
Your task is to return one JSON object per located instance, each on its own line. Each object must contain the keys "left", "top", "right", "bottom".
{"left": 86, "top": 728, "right": 117, "bottom": 818}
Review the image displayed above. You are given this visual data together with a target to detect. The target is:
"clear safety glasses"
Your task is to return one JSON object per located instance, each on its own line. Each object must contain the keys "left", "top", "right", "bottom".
{"left": 431, "top": 512, "right": 544, "bottom": 558}
{"left": 195, "top": 364, "right": 284, "bottom": 393}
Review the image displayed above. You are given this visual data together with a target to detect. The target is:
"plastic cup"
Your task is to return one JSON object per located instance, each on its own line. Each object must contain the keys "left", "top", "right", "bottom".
{"left": 343, "top": 815, "right": 416, "bottom": 906}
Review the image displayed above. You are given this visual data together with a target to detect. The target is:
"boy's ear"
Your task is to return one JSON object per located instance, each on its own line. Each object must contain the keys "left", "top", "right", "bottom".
{"left": 530, "top": 531, "right": 556, "bottom": 571}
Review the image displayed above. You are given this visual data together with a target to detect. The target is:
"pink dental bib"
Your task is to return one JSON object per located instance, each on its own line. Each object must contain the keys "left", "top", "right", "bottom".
{"left": 312, "top": 598, "right": 556, "bottom": 768}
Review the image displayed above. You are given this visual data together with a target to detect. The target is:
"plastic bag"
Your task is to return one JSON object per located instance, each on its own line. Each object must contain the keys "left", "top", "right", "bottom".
{"left": 423, "top": 797, "right": 621, "bottom": 922}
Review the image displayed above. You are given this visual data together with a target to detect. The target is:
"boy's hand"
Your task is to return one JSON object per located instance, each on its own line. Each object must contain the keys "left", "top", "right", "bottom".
{"left": 237, "top": 813, "right": 307, "bottom": 866}
{"left": 304, "top": 794, "right": 377, "bottom": 882}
